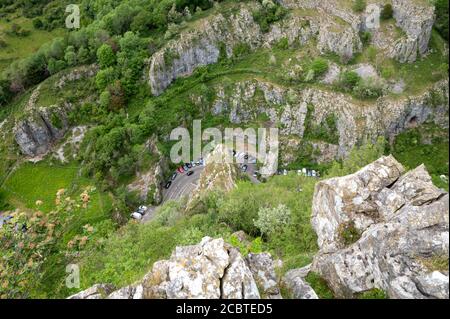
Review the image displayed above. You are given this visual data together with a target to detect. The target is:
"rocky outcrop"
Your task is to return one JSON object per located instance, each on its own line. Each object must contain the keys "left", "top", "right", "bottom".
{"left": 389, "top": 0, "right": 435, "bottom": 63}
{"left": 13, "top": 104, "right": 71, "bottom": 157}
{"left": 187, "top": 144, "right": 239, "bottom": 208}
{"left": 310, "top": 156, "right": 449, "bottom": 299}
{"left": 282, "top": 264, "right": 318, "bottom": 299}
{"left": 127, "top": 136, "right": 167, "bottom": 205}
{"left": 277, "top": 0, "right": 435, "bottom": 63}
{"left": 55, "top": 64, "right": 99, "bottom": 89}
{"left": 69, "top": 237, "right": 287, "bottom": 299}
{"left": 246, "top": 253, "right": 282, "bottom": 298}
{"left": 148, "top": 2, "right": 364, "bottom": 95}
{"left": 204, "top": 78, "right": 448, "bottom": 161}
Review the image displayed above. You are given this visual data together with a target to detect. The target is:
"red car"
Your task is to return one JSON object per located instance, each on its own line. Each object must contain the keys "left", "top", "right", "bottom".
{"left": 177, "top": 167, "right": 185, "bottom": 173}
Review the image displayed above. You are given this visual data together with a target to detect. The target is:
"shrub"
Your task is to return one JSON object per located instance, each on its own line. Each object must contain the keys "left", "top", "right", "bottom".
{"left": 352, "top": 0, "right": 366, "bottom": 13}
{"left": 352, "top": 78, "right": 383, "bottom": 99}
{"left": 380, "top": 4, "right": 393, "bottom": 20}
{"left": 254, "top": 204, "right": 292, "bottom": 238}
{"left": 96, "top": 44, "right": 116, "bottom": 69}
{"left": 339, "top": 71, "right": 361, "bottom": 92}
{"left": 253, "top": 0, "right": 287, "bottom": 32}
{"left": 304, "top": 58, "right": 329, "bottom": 82}
{"left": 360, "top": 31, "right": 372, "bottom": 45}
{"left": 32, "top": 18, "right": 44, "bottom": 29}
{"left": 232, "top": 42, "right": 251, "bottom": 59}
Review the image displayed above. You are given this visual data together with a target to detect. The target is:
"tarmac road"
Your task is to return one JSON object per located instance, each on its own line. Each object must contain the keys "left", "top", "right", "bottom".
{"left": 141, "top": 155, "right": 259, "bottom": 223}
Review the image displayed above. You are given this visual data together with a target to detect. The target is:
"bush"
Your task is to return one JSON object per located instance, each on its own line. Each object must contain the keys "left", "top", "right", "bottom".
{"left": 309, "top": 58, "right": 329, "bottom": 79}
{"left": 253, "top": 0, "right": 287, "bottom": 32}
{"left": 380, "top": 4, "right": 393, "bottom": 20}
{"left": 232, "top": 43, "right": 251, "bottom": 59}
{"left": 434, "top": 0, "right": 449, "bottom": 41}
{"left": 97, "top": 44, "right": 116, "bottom": 69}
{"left": 352, "top": 78, "right": 383, "bottom": 99}
{"left": 339, "top": 71, "right": 361, "bottom": 92}
{"left": 254, "top": 204, "right": 292, "bottom": 238}
{"left": 352, "top": 0, "right": 366, "bottom": 13}
{"left": 360, "top": 31, "right": 372, "bottom": 45}
{"left": 32, "top": 18, "right": 44, "bottom": 29}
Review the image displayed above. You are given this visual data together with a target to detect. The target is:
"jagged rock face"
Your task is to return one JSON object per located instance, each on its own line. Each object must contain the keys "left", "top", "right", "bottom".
{"left": 246, "top": 253, "right": 282, "bottom": 298}
{"left": 188, "top": 144, "right": 239, "bottom": 208}
{"left": 149, "top": 3, "right": 305, "bottom": 96}
{"left": 70, "top": 237, "right": 283, "bottom": 299}
{"left": 277, "top": 0, "right": 435, "bottom": 63}
{"left": 389, "top": 0, "right": 435, "bottom": 63}
{"left": 13, "top": 105, "right": 71, "bottom": 157}
{"left": 205, "top": 79, "right": 448, "bottom": 160}
{"left": 148, "top": 2, "right": 364, "bottom": 96}
{"left": 311, "top": 156, "right": 449, "bottom": 299}
{"left": 312, "top": 155, "right": 406, "bottom": 252}
{"left": 127, "top": 137, "right": 167, "bottom": 205}
{"left": 282, "top": 264, "right": 319, "bottom": 299}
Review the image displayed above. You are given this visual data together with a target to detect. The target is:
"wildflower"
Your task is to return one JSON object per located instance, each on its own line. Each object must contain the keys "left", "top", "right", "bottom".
{"left": 35, "top": 200, "right": 43, "bottom": 206}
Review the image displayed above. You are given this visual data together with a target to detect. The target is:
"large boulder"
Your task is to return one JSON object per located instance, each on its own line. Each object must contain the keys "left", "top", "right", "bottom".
{"left": 69, "top": 237, "right": 287, "bottom": 299}
{"left": 14, "top": 105, "right": 71, "bottom": 157}
{"left": 311, "top": 156, "right": 449, "bottom": 298}
{"left": 282, "top": 264, "right": 319, "bottom": 299}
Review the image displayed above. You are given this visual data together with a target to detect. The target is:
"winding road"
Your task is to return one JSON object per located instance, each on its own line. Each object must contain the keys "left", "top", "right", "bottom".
{"left": 141, "top": 153, "right": 259, "bottom": 223}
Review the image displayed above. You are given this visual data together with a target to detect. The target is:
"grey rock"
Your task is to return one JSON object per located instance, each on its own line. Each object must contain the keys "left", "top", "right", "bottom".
{"left": 311, "top": 157, "right": 449, "bottom": 299}
{"left": 246, "top": 253, "right": 281, "bottom": 298}
{"left": 14, "top": 105, "right": 71, "bottom": 157}
{"left": 282, "top": 268, "right": 318, "bottom": 299}
{"left": 67, "top": 284, "right": 116, "bottom": 299}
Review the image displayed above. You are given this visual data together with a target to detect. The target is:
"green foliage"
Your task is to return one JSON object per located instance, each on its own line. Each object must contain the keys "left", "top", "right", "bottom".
{"left": 352, "top": 0, "right": 366, "bottom": 13}
{"left": 97, "top": 44, "right": 116, "bottom": 69}
{"left": 304, "top": 104, "right": 339, "bottom": 144}
{"left": 338, "top": 71, "right": 361, "bottom": 92}
{"left": 390, "top": 123, "right": 449, "bottom": 190}
{"left": 327, "top": 137, "right": 386, "bottom": 177}
{"left": 304, "top": 272, "right": 334, "bottom": 299}
{"left": 232, "top": 42, "right": 252, "bottom": 59}
{"left": 358, "top": 289, "right": 388, "bottom": 299}
{"left": 360, "top": 31, "right": 372, "bottom": 45}
{"left": 309, "top": 57, "right": 329, "bottom": 77}
{"left": 380, "top": 4, "right": 393, "bottom": 20}
{"left": 434, "top": 0, "right": 449, "bottom": 41}
{"left": 254, "top": 204, "right": 292, "bottom": 238}
{"left": 253, "top": 0, "right": 287, "bottom": 33}
{"left": 338, "top": 221, "right": 361, "bottom": 246}
{"left": 352, "top": 78, "right": 383, "bottom": 99}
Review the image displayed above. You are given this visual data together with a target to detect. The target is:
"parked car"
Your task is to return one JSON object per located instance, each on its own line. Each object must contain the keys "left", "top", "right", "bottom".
{"left": 187, "top": 171, "right": 194, "bottom": 176}
{"left": 171, "top": 172, "right": 178, "bottom": 181}
{"left": 137, "top": 205, "right": 147, "bottom": 214}
{"left": 241, "top": 164, "right": 248, "bottom": 172}
{"left": 131, "top": 212, "right": 142, "bottom": 220}
{"left": 177, "top": 167, "right": 185, "bottom": 173}
{"left": 164, "top": 181, "right": 172, "bottom": 189}
{"left": 186, "top": 163, "right": 192, "bottom": 169}
{"left": 244, "top": 154, "right": 249, "bottom": 160}
{"left": 183, "top": 164, "right": 189, "bottom": 171}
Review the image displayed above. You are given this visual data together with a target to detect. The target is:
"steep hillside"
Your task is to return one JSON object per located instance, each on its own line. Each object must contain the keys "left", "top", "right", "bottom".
{"left": 0, "top": 0, "right": 448, "bottom": 299}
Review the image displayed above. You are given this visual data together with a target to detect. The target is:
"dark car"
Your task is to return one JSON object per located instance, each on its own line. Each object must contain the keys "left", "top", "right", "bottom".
{"left": 183, "top": 164, "right": 189, "bottom": 171}
{"left": 241, "top": 164, "right": 248, "bottom": 172}
{"left": 171, "top": 173, "right": 178, "bottom": 181}
{"left": 186, "top": 162, "right": 192, "bottom": 169}
{"left": 164, "top": 181, "right": 172, "bottom": 189}
{"left": 244, "top": 154, "right": 249, "bottom": 160}
{"left": 187, "top": 171, "right": 194, "bottom": 176}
